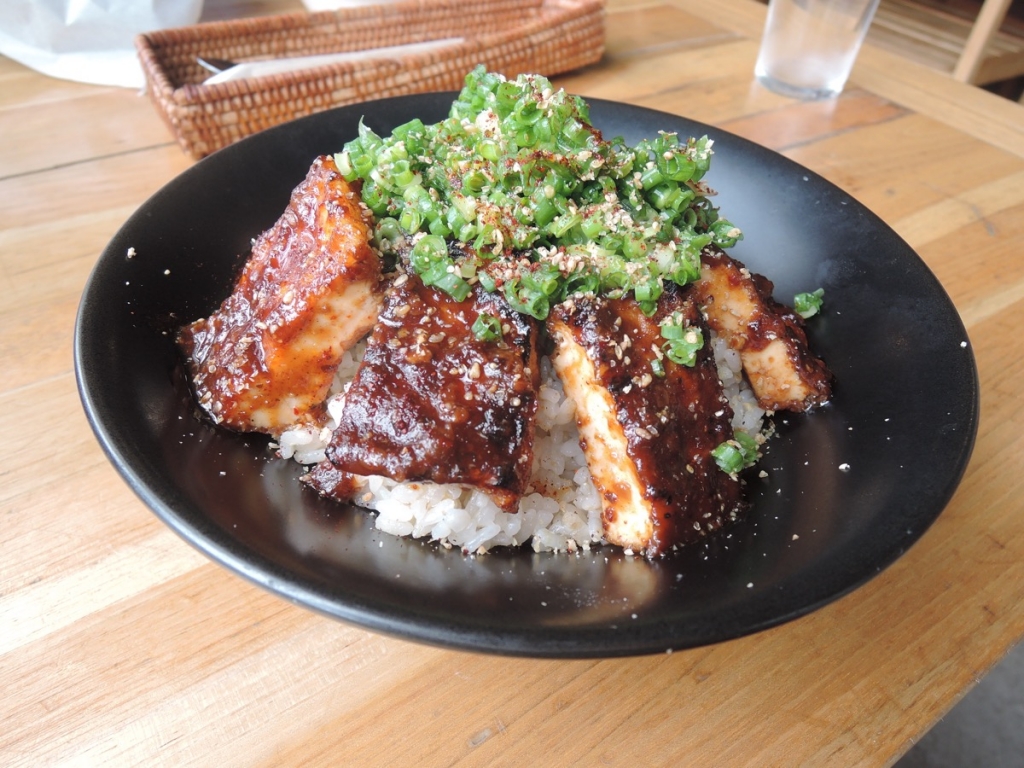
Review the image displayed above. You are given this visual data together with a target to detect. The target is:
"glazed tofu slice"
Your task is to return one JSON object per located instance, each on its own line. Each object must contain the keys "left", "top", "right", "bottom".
{"left": 548, "top": 289, "right": 746, "bottom": 556}
{"left": 301, "top": 459, "right": 360, "bottom": 502}
{"left": 178, "top": 155, "right": 383, "bottom": 433}
{"left": 323, "top": 272, "right": 541, "bottom": 513}
{"left": 694, "top": 246, "right": 832, "bottom": 412}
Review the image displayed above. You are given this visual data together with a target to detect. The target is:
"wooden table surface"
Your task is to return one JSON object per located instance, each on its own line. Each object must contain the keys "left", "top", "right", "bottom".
{"left": 3, "top": 0, "right": 1024, "bottom": 764}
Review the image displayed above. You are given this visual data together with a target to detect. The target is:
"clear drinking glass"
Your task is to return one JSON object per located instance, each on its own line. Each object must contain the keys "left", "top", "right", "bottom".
{"left": 754, "top": 0, "right": 881, "bottom": 100}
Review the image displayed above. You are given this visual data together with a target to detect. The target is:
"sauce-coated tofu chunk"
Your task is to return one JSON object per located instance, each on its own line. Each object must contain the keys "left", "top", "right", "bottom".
{"left": 695, "top": 247, "right": 832, "bottom": 412}
{"left": 179, "top": 156, "right": 383, "bottom": 433}
{"left": 324, "top": 272, "right": 541, "bottom": 513}
{"left": 548, "top": 289, "right": 746, "bottom": 557}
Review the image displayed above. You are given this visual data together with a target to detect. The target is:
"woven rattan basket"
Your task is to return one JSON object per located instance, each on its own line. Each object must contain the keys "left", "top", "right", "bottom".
{"left": 136, "top": 0, "right": 605, "bottom": 158}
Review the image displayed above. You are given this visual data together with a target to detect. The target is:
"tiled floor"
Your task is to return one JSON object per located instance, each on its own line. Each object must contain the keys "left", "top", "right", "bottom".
{"left": 896, "top": 642, "right": 1024, "bottom": 767}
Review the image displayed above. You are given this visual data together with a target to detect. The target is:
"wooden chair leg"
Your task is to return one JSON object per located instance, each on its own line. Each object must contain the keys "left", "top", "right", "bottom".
{"left": 952, "top": 0, "right": 1014, "bottom": 83}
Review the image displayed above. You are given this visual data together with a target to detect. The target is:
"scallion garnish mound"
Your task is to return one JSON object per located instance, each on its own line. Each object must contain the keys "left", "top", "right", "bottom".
{"left": 336, "top": 66, "right": 741, "bottom": 320}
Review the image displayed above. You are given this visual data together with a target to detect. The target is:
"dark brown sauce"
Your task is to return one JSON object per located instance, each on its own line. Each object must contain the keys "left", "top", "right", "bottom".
{"left": 178, "top": 155, "right": 381, "bottom": 432}
{"left": 696, "top": 246, "right": 832, "bottom": 411}
{"left": 550, "top": 287, "right": 747, "bottom": 555}
{"left": 325, "top": 272, "right": 541, "bottom": 512}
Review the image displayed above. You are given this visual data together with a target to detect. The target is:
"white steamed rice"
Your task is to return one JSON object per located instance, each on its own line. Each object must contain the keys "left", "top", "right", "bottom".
{"left": 276, "top": 334, "right": 767, "bottom": 553}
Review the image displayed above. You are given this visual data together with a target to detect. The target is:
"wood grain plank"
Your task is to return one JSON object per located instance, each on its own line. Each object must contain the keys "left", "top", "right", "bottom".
{"left": 559, "top": 35, "right": 760, "bottom": 100}
{"left": 854, "top": 46, "right": 1024, "bottom": 159}
{"left": 718, "top": 88, "right": 908, "bottom": 151}
{"left": 918, "top": 200, "right": 1024, "bottom": 328}
{"left": 0, "top": 293, "right": 80, "bottom": 394}
{"left": 265, "top": 653, "right": 609, "bottom": 768}
{"left": 0, "top": 144, "right": 191, "bottom": 231}
{"left": 1, "top": 459, "right": 161, "bottom": 592}
{"left": 0, "top": 89, "right": 176, "bottom": 180}
{"left": 0, "top": 567, "right": 313, "bottom": 763}
{"left": 892, "top": 168, "right": 1024, "bottom": 249}
{"left": 0, "top": 60, "right": 117, "bottom": 114}
{"left": 780, "top": 112, "right": 1024, "bottom": 222}
{"left": 0, "top": 204, "right": 137, "bottom": 279}
{"left": 0, "top": 529, "right": 207, "bottom": 655}
{"left": 604, "top": 2, "right": 738, "bottom": 59}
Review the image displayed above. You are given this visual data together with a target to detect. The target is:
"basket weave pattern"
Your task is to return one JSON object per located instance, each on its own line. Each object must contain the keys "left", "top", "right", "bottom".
{"left": 136, "top": 0, "right": 606, "bottom": 158}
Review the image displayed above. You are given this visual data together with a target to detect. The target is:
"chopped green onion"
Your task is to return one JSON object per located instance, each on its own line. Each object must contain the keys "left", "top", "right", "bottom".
{"left": 659, "top": 312, "right": 704, "bottom": 367}
{"left": 337, "top": 66, "right": 742, "bottom": 312}
{"left": 477, "top": 271, "right": 497, "bottom": 292}
{"left": 374, "top": 217, "right": 403, "bottom": 246}
{"left": 503, "top": 264, "right": 562, "bottom": 319}
{"left": 794, "top": 288, "right": 825, "bottom": 319}
{"left": 471, "top": 313, "right": 503, "bottom": 341}
{"left": 399, "top": 207, "right": 423, "bottom": 233}
{"left": 409, "top": 235, "right": 471, "bottom": 301}
{"left": 712, "top": 431, "right": 760, "bottom": 474}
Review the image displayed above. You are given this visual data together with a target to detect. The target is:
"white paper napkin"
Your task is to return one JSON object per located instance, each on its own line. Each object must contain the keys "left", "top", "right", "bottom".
{"left": 0, "top": 0, "right": 204, "bottom": 88}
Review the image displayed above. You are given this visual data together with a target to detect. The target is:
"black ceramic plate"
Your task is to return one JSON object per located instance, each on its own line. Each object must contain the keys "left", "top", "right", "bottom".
{"left": 75, "top": 93, "right": 978, "bottom": 657}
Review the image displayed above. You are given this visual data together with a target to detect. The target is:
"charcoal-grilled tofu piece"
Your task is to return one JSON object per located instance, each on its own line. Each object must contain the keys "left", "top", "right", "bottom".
{"left": 694, "top": 246, "right": 832, "bottom": 412}
{"left": 325, "top": 272, "right": 541, "bottom": 513}
{"left": 301, "top": 459, "right": 361, "bottom": 502}
{"left": 178, "top": 155, "right": 383, "bottom": 433}
{"left": 548, "top": 289, "right": 746, "bottom": 556}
